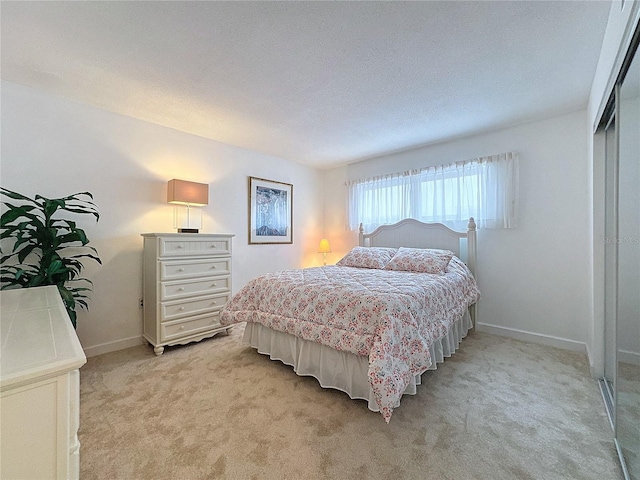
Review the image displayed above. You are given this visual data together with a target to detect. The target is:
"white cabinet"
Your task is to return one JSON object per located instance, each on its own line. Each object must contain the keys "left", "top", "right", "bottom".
{"left": 0, "top": 285, "right": 86, "bottom": 480}
{"left": 142, "top": 233, "right": 234, "bottom": 355}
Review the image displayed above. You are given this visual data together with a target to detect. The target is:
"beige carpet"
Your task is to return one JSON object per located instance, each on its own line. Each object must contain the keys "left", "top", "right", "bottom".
{"left": 79, "top": 326, "right": 621, "bottom": 480}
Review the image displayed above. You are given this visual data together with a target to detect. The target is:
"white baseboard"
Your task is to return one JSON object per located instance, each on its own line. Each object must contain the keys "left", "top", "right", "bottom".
{"left": 476, "top": 322, "right": 587, "bottom": 354}
{"left": 83, "top": 335, "right": 143, "bottom": 358}
{"left": 618, "top": 349, "right": 640, "bottom": 366}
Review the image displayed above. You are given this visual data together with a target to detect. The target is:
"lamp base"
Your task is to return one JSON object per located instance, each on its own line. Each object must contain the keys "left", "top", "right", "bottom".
{"left": 177, "top": 228, "right": 199, "bottom": 234}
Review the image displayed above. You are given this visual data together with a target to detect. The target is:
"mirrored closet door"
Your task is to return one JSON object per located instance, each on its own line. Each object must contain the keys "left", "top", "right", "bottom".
{"left": 616, "top": 37, "right": 639, "bottom": 480}
{"left": 601, "top": 27, "right": 640, "bottom": 480}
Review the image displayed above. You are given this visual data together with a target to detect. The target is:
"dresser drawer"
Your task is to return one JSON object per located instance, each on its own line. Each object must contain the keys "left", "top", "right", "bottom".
{"left": 160, "top": 312, "right": 223, "bottom": 342}
{"left": 161, "top": 276, "right": 231, "bottom": 301}
{"left": 161, "top": 259, "right": 230, "bottom": 281}
{"left": 161, "top": 293, "right": 230, "bottom": 321}
{"left": 159, "top": 237, "right": 231, "bottom": 257}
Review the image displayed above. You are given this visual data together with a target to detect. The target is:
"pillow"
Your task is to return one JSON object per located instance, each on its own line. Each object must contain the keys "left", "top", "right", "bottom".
{"left": 384, "top": 247, "right": 454, "bottom": 274}
{"left": 336, "top": 246, "right": 398, "bottom": 269}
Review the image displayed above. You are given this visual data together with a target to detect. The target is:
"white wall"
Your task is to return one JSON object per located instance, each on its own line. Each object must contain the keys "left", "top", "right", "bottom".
{"left": 0, "top": 81, "right": 323, "bottom": 356}
{"left": 323, "top": 110, "right": 592, "bottom": 351}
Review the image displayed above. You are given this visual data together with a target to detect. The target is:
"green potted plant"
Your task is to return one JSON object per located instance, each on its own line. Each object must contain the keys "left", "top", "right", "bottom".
{"left": 0, "top": 188, "right": 102, "bottom": 328}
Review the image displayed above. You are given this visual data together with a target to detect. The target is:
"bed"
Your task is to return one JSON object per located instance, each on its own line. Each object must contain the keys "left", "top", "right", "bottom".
{"left": 220, "top": 218, "right": 480, "bottom": 422}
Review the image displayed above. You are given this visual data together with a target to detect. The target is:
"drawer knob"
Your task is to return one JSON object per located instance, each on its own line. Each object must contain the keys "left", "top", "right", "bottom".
{"left": 178, "top": 268, "right": 185, "bottom": 272}
{"left": 178, "top": 287, "right": 185, "bottom": 291}
{"left": 177, "top": 245, "right": 184, "bottom": 249}
{"left": 211, "top": 266, "right": 217, "bottom": 269}
{"left": 180, "top": 325, "right": 185, "bottom": 330}
{"left": 178, "top": 307, "right": 185, "bottom": 311}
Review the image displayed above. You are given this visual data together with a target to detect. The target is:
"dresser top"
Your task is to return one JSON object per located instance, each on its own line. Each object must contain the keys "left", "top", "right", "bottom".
{"left": 1, "top": 286, "right": 87, "bottom": 390}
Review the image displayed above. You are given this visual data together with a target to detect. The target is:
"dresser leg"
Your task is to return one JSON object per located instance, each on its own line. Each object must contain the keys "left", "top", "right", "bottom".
{"left": 153, "top": 346, "right": 165, "bottom": 356}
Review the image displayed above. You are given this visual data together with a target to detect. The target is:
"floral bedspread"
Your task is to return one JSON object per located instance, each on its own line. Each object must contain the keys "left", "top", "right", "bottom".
{"left": 220, "top": 257, "right": 480, "bottom": 422}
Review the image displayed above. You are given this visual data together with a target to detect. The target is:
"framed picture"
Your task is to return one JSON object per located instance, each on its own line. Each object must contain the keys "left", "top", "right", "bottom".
{"left": 248, "top": 177, "right": 293, "bottom": 244}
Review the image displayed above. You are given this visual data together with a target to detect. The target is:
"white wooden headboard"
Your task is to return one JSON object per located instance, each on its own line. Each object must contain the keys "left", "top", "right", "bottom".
{"left": 359, "top": 217, "right": 477, "bottom": 276}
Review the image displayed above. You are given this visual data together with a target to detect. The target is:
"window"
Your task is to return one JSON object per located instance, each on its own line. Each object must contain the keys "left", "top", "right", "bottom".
{"left": 347, "top": 152, "right": 519, "bottom": 231}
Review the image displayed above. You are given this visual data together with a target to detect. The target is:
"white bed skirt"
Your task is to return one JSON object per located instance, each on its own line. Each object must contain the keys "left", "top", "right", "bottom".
{"left": 242, "top": 309, "right": 474, "bottom": 412}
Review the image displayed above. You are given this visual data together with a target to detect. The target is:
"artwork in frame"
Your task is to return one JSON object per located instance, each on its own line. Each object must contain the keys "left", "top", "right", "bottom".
{"left": 248, "top": 177, "right": 293, "bottom": 244}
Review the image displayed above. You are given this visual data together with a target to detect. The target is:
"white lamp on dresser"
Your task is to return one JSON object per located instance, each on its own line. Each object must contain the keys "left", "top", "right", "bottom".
{"left": 0, "top": 285, "right": 86, "bottom": 480}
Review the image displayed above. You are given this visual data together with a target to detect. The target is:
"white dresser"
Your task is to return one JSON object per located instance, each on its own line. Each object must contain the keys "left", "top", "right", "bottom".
{"left": 141, "top": 233, "right": 234, "bottom": 355}
{"left": 0, "top": 285, "right": 86, "bottom": 480}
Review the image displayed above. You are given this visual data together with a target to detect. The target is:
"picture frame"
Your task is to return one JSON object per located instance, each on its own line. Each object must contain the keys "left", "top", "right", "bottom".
{"left": 248, "top": 176, "right": 293, "bottom": 244}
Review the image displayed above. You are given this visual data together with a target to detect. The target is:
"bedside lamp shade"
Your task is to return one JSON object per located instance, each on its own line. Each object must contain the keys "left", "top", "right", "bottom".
{"left": 167, "top": 179, "right": 209, "bottom": 206}
{"left": 318, "top": 238, "right": 331, "bottom": 266}
{"left": 167, "top": 179, "right": 209, "bottom": 233}
{"left": 318, "top": 239, "right": 332, "bottom": 254}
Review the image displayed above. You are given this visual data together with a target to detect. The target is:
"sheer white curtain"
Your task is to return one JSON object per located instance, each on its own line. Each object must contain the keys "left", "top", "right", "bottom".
{"left": 347, "top": 152, "right": 519, "bottom": 231}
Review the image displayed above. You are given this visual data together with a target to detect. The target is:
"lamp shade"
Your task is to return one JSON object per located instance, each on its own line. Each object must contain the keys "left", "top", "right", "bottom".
{"left": 167, "top": 179, "right": 209, "bottom": 206}
{"left": 318, "top": 238, "right": 332, "bottom": 254}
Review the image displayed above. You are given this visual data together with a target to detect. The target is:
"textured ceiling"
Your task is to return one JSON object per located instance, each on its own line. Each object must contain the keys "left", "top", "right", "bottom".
{"left": 1, "top": 1, "right": 611, "bottom": 169}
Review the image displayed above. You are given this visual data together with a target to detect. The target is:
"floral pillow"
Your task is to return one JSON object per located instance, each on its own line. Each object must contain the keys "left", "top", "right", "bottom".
{"left": 336, "top": 246, "right": 398, "bottom": 269}
{"left": 384, "top": 247, "right": 454, "bottom": 274}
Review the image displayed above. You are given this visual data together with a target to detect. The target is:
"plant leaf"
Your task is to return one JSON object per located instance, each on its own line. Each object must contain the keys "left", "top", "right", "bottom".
{"left": 1, "top": 205, "right": 39, "bottom": 226}
{"left": 17, "top": 244, "right": 38, "bottom": 264}
{"left": 0, "top": 188, "right": 38, "bottom": 204}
